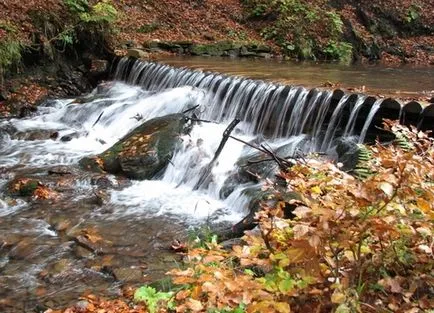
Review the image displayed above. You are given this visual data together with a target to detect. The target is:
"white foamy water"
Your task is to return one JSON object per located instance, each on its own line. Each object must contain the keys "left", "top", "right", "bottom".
{"left": 0, "top": 83, "right": 205, "bottom": 168}
{"left": 0, "top": 82, "right": 312, "bottom": 221}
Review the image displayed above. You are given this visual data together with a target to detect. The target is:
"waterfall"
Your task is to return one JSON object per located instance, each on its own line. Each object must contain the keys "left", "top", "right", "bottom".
{"left": 358, "top": 99, "right": 384, "bottom": 143}
{"left": 112, "top": 58, "right": 381, "bottom": 151}
{"left": 1, "top": 57, "right": 397, "bottom": 221}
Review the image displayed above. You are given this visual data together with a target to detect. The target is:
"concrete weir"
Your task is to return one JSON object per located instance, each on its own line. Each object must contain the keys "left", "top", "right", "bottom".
{"left": 112, "top": 57, "right": 434, "bottom": 149}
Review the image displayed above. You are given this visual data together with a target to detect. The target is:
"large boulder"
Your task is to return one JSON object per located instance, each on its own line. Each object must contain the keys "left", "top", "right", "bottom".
{"left": 80, "top": 114, "right": 192, "bottom": 179}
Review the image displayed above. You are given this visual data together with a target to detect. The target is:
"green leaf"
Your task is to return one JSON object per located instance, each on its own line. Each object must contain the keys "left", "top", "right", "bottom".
{"left": 134, "top": 286, "right": 174, "bottom": 313}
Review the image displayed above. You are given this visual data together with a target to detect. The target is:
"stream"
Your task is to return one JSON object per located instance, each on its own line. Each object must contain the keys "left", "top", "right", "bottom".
{"left": 0, "top": 58, "right": 433, "bottom": 312}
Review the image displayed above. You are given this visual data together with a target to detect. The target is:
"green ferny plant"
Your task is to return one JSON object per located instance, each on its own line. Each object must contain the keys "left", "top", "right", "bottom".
{"left": 134, "top": 285, "right": 175, "bottom": 313}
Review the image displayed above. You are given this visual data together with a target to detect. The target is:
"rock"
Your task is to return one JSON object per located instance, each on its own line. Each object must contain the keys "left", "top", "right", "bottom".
{"left": 7, "top": 178, "right": 39, "bottom": 197}
{"left": 90, "top": 175, "right": 115, "bottom": 189}
{"left": 240, "top": 46, "right": 257, "bottom": 57}
{"left": 13, "top": 130, "right": 58, "bottom": 141}
{"left": 112, "top": 267, "right": 143, "bottom": 283}
{"left": 74, "top": 246, "right": 93, "bottom": 259}
{"left": 172, "top": 40, "right": 194, "bottom": 49}
{"left": 60, "top": 132, "right": 81, "bottom": 142}
{"left": 89, "top": 59, "right": 109, "bottom": 75}
{"left": 202, "top": 32, "right": 215, "bottom": 41}
{"left": 74, "top": 300, "right": 91, "bottom": 312}
{"left": 48, "top": 166, "right": 72, "bottom": 176}
{"left": 48, "top": 216, "right": 71, "bottom": 232}
{"left": 126, "top": 48, "right": 149, "bottom": 59}
{"left": 219, "top": 237, "right": 243, "bottom": 250}
{"left": 156, "top": 42, "right": 183, "bottom": 54}
{"left": 334, "top": 138, "right": 361, "bottom": 171}
{"left": 80, "top": 114, "right": 192, "bottom": 179}
{"left": 144, "top": 39, "right": 161, "bottom": 51}
{"left": 48, "top": 258, "right": 71, "bottom": 275}
{"left": 9, "top": 238, "right": 38, "bottom": 260}
{"left": 190, "top": 41, "right": 241, "bottom": 56}
{"left": 190, "top": 44, "right": 222, "bottom": 56}
{"left": 246, "top": 43, "right": 272, "bottom": 53}
{"left": 1, "top": 233, "right": 22, "bottom": 250}
{"left": 257, "top": 52, "right": 272, "bottom": 59}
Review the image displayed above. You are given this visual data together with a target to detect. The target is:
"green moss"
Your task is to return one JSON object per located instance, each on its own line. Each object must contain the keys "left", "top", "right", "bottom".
{"left": 190, "top": 41, "right": 242, "bottom": 56}
{"left": 138, "top": 22, "right": 160, "bottom": 33}
{"left": 323, "top": 40, "right": 353, "bottom": 63}
{"left": 0, "top": 21, "right": 23, "bottom": 72}
{"left": 0, "top": 39, "right": 22, "bottom": 70}
{"left": 244, "top": 0, "right": 350, "bottom": 61}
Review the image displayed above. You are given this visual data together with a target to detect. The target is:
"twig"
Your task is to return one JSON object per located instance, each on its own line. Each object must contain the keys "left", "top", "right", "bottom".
{"left": 193, "top": 118, "right": 240, "bottom": 190}
{"left": 92, "top": 111, "right": 104, "bottom": 128}
{"left": 182, "top": 104, "right": 200, "bottom": 114}
{"left": 187, "top": 117, "right": 217, "bottom": 124}
{"left": 229, "top": 135, "right": 296, "bottom": 170}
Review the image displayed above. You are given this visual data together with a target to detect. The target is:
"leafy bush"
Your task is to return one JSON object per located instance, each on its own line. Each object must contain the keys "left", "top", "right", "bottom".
{"left": 323, "top": 40, "right": 353, "bottom": 63}
{"left": 0, "top": 21, "right": 22, "bottom": 79}
{"left": 79, "top": 2, "right": 117, "bottom": 24}
{"left": 405, "top": 4, "right": 422, "bottom": 23}
{"left": 0, "top": 39, "right": 22, "bottom": 71}
{"left": 164, "top": 121, "right": 434, "bottom": 312}
{"left": 134, "top": 285, "right": 174, "bottom": 313}
{"left": 64, "top": 0, "right": 89, "bottom": 13}
{"left": 244, "top": 0, "right": 352, "bottom": 61}
{"left": 55, "top": 0, "right": 117, "bottom": 47}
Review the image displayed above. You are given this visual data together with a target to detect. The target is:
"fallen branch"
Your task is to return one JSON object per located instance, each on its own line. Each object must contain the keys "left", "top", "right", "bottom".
{"left": 92, "top": 111, "right": 104, "bottom": 128}
{"left": 193, "top": 118, "right": 241, "bottom": 190}
{"left": 182, "top": 104, "right": 200, "bottom": 114}
{"left": 187, "top": 117, "right": 217, "bottom": 124}
{"left": 228, "top": 135, "right": 296, "bottom": 170}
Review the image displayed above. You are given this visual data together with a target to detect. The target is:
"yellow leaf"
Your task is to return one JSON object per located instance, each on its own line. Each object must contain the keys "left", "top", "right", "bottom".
{"left": 417, "top": 198, "right": 432, "bottom": 213}
{"left": 311, "top": 186, "right": 321, "bottom": 194}
{"left": 331, "top": 290, "right": 346, "bottom": 304}
{"left": 274, "top": 302, "right": 291, "bottom": 313}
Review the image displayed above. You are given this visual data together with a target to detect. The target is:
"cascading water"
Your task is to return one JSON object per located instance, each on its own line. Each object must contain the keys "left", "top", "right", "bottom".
{"left": 1, "top": 58, "right": 387, "bottom": 219}
{"left": 0, "top": 58, "right": 390, "bottom": 311}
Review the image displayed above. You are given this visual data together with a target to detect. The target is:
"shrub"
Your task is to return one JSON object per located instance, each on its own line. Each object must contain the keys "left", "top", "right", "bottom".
{"left": 0, "top": 21, "right": 22, "bottom": 81}
{"left": 163, "top": 121, "right": 434, "bottom": 312}
{"left": 54, "top": 0, "right": 117, "bottom": 47}
{"left": 244, "top": 0, "right": 351, "bottom": 61}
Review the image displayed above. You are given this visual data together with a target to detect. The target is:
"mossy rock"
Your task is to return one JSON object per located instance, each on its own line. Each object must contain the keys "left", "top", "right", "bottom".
{"left": 7, "top": 178, "right": 39, "bottom": 197}
{"left": 190, "top": 44, "right": 223, "bottom": 56}
{"left": 190, "top": 41, "right": 242, "bottom": 56}
{"left": 80, "top": 114, "right": 192, "bottom": 180}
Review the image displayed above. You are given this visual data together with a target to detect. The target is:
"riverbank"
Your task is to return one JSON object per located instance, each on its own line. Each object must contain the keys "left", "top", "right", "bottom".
{"left": 1, "top": 0, "right": 433, "bottom": 115}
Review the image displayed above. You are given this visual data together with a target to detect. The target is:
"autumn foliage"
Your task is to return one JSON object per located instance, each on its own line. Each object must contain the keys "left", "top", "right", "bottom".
{"left": 166, "top": 121, "right": 434, "bottom": 313}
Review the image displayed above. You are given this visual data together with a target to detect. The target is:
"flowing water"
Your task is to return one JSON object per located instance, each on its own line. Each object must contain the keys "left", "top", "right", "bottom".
{"left": 0, "top": 58, "right": 430, "bottom": 311}
{"left": 158, "top": 56, "right": 434, "bottom": 98}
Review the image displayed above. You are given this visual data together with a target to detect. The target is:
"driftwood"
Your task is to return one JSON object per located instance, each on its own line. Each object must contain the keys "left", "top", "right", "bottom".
{"left": 92, "top": 111, "right": 104, "bottom": 127}
{"left": 182, "top": 104, "right": 200, "bottom": 114}
{"left": 193, "top": 118, "right": 241, "bottom": 190}
{"left": 228, "top": 135, "right": 296, "bottom": 170}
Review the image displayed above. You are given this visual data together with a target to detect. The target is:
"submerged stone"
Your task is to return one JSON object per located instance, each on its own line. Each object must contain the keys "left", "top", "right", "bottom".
{"left": 80, "top": 114, "right": 192, "bottom": 180}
